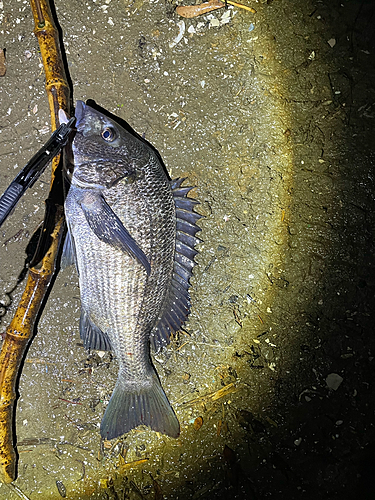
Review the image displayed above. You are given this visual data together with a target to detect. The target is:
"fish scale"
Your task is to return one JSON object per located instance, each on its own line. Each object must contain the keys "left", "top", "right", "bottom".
{"left": 62, "top": 101, "right": 201, "bottom": 440}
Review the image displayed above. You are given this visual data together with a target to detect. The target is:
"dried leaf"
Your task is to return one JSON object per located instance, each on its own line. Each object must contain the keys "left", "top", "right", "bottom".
{"left": 223, "top": 444, "right": 236, "bottom": 464}
{"left": 150, "top": 475, "right": 164, "bottom": 500}
{"left": 193, "top": 416, "right": 204, "bottom": 430}
{"left": 118, "top": 456, "right": 149, "bottom": 473}
{"left": 211, "top": 382, "right": 237, "bottom": 401}
{"left": 176, "top": 0, "right": 223, "bottom": 18}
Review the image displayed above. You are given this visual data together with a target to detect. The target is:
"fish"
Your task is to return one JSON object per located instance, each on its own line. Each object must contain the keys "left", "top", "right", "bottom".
{"left": 60, "top": 101, "right": 201, "bottom": 440}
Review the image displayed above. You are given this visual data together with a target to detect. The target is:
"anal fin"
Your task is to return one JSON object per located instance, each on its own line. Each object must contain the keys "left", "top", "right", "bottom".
{"left": 80, "top": 309, "right": 112, "bottom": 351}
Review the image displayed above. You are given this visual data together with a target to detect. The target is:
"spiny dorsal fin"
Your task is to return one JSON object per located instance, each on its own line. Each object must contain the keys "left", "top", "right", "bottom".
{"left": 150, "top": 178, "right": 202, "bottom": 353}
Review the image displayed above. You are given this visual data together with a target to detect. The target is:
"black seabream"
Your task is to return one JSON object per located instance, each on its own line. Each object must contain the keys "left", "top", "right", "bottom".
{"left": 61, "top": 101, "right": 201, "bottom": 440}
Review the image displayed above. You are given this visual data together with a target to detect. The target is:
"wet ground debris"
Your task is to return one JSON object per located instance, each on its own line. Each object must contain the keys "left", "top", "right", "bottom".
{"left": 100, "top": 439, "right": 150, "bottom": 473}
{"left": 236, "top": 409, "right": 267, "bottom": 434}
{"left": 103, "top": 477, "right": 120, "bottom": 500}
{"left": 17, "top": 437, "right": 56, "bottom": 446}
{"left": 118, "top": 456, "right": 149, "bottom": 472}
{"left": 217, "top": 419, "right": 229, "bottom": 436}
{"left": 150, "top": 473, "right": 164, "bottom": 500}
{"left": 233, "top": 347, "right": 265, "bottom": 369}
{"left": 75, "top": 459, "right": 85, "bottom": 481}
{"left": 223, "top": 444, "right": 258, "bottom": 496}
{"left": 2, "top": 229, "right": 29, "bottom": 247}
{"left": 216, "top": 365, "right": 238, "bottom": 385}
{"left": 58, "top": 397, "right": 83, "bottom": 405}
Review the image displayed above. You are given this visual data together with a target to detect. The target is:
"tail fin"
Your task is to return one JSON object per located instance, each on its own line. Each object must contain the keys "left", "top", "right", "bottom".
{"left": 100, "top": 375, "right": 180, "bottom": 440}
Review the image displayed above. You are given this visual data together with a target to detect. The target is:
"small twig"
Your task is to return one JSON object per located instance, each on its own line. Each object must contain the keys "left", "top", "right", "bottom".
{"left": 176, "top": 0, "right": 256, "bottom": 18}
{"left": 178, "top": 382, "right": 238, "bottom": 406}
{"left": 5, "top": 483, "right": 31, "bottom": 500}
{"left": 223, "top": 0, "right": 256, "bottom": 13}
{"left": 118, "top": 457, "right": 149, "bottom": 471}
{"left": 194, "top": 342, "right": 233, "bottom": 348}
{"left": 58, "top": 398, "right": 83, "bottom": 405}
{"left": 176, "top": 341, "right": 189, "bottom": 351}
{"left": 33, "top": 0, "right": 45, "bottom": 26}
{"left": 75, "top": 459, "right": 85, "bottom": 481}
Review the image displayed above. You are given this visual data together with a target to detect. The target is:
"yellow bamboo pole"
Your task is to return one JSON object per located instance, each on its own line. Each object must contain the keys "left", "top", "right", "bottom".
{"left": 0, "top": 0, "right": 70, "bottom": 483}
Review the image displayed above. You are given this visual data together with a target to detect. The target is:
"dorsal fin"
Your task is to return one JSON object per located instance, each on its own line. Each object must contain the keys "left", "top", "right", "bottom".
{"left": 150, "top": 178, "right": 202, "bottom": 353}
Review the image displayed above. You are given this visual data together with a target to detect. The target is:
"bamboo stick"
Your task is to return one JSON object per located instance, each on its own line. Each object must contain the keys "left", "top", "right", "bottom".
{"left": 0, "top": 0, "right": 70, "bottom": 483}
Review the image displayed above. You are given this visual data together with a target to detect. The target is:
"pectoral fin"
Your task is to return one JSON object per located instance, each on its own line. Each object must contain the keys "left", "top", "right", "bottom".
{"left": 79, "top": 191, "right": 151, "bottom": 275}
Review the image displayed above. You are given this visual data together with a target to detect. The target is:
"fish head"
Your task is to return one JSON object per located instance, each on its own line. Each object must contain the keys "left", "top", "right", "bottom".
{"left": 71, "top": 101, "right": 149, "bottom": 189}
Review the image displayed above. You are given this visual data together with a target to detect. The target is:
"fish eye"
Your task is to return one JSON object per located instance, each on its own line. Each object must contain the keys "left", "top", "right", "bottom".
{"left": 101, "top": 127, "right": 116, "bottom": 142}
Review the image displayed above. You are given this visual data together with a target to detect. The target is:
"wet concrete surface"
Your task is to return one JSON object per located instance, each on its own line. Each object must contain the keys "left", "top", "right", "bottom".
{"left": 1, "top": 0, "right": 375, "bottom": 498}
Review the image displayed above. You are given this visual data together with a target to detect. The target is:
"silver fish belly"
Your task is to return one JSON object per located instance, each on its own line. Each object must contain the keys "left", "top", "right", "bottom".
{"left": 63, "top": 101, "right": 201, "bottom": 440}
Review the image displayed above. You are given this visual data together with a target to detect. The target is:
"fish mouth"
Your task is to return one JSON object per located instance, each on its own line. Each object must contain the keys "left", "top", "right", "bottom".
{"left": 74, "top": 100, "right": 86, "bottom": 129}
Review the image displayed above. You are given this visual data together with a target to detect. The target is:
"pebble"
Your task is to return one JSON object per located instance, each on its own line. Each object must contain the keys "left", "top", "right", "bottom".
{"left": 326, "top": 373, "right": 343, "bottom": 390}
{"left": 210, "top": 18, "right": 220, "bottom": 28}
{"left": 327, "top": 38, "right": 336, "bottom": 48}
{"left": 56, "top": 480, "right": 67, "bottom": 498}
{"left": 169, "top": 20, "right": 185, "bottom": 48}
{"left": 39, "top": 125, "right": 50, "bottom": 135}
{"left": 221, "top": 10, "right": 231, "bottom": 24}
